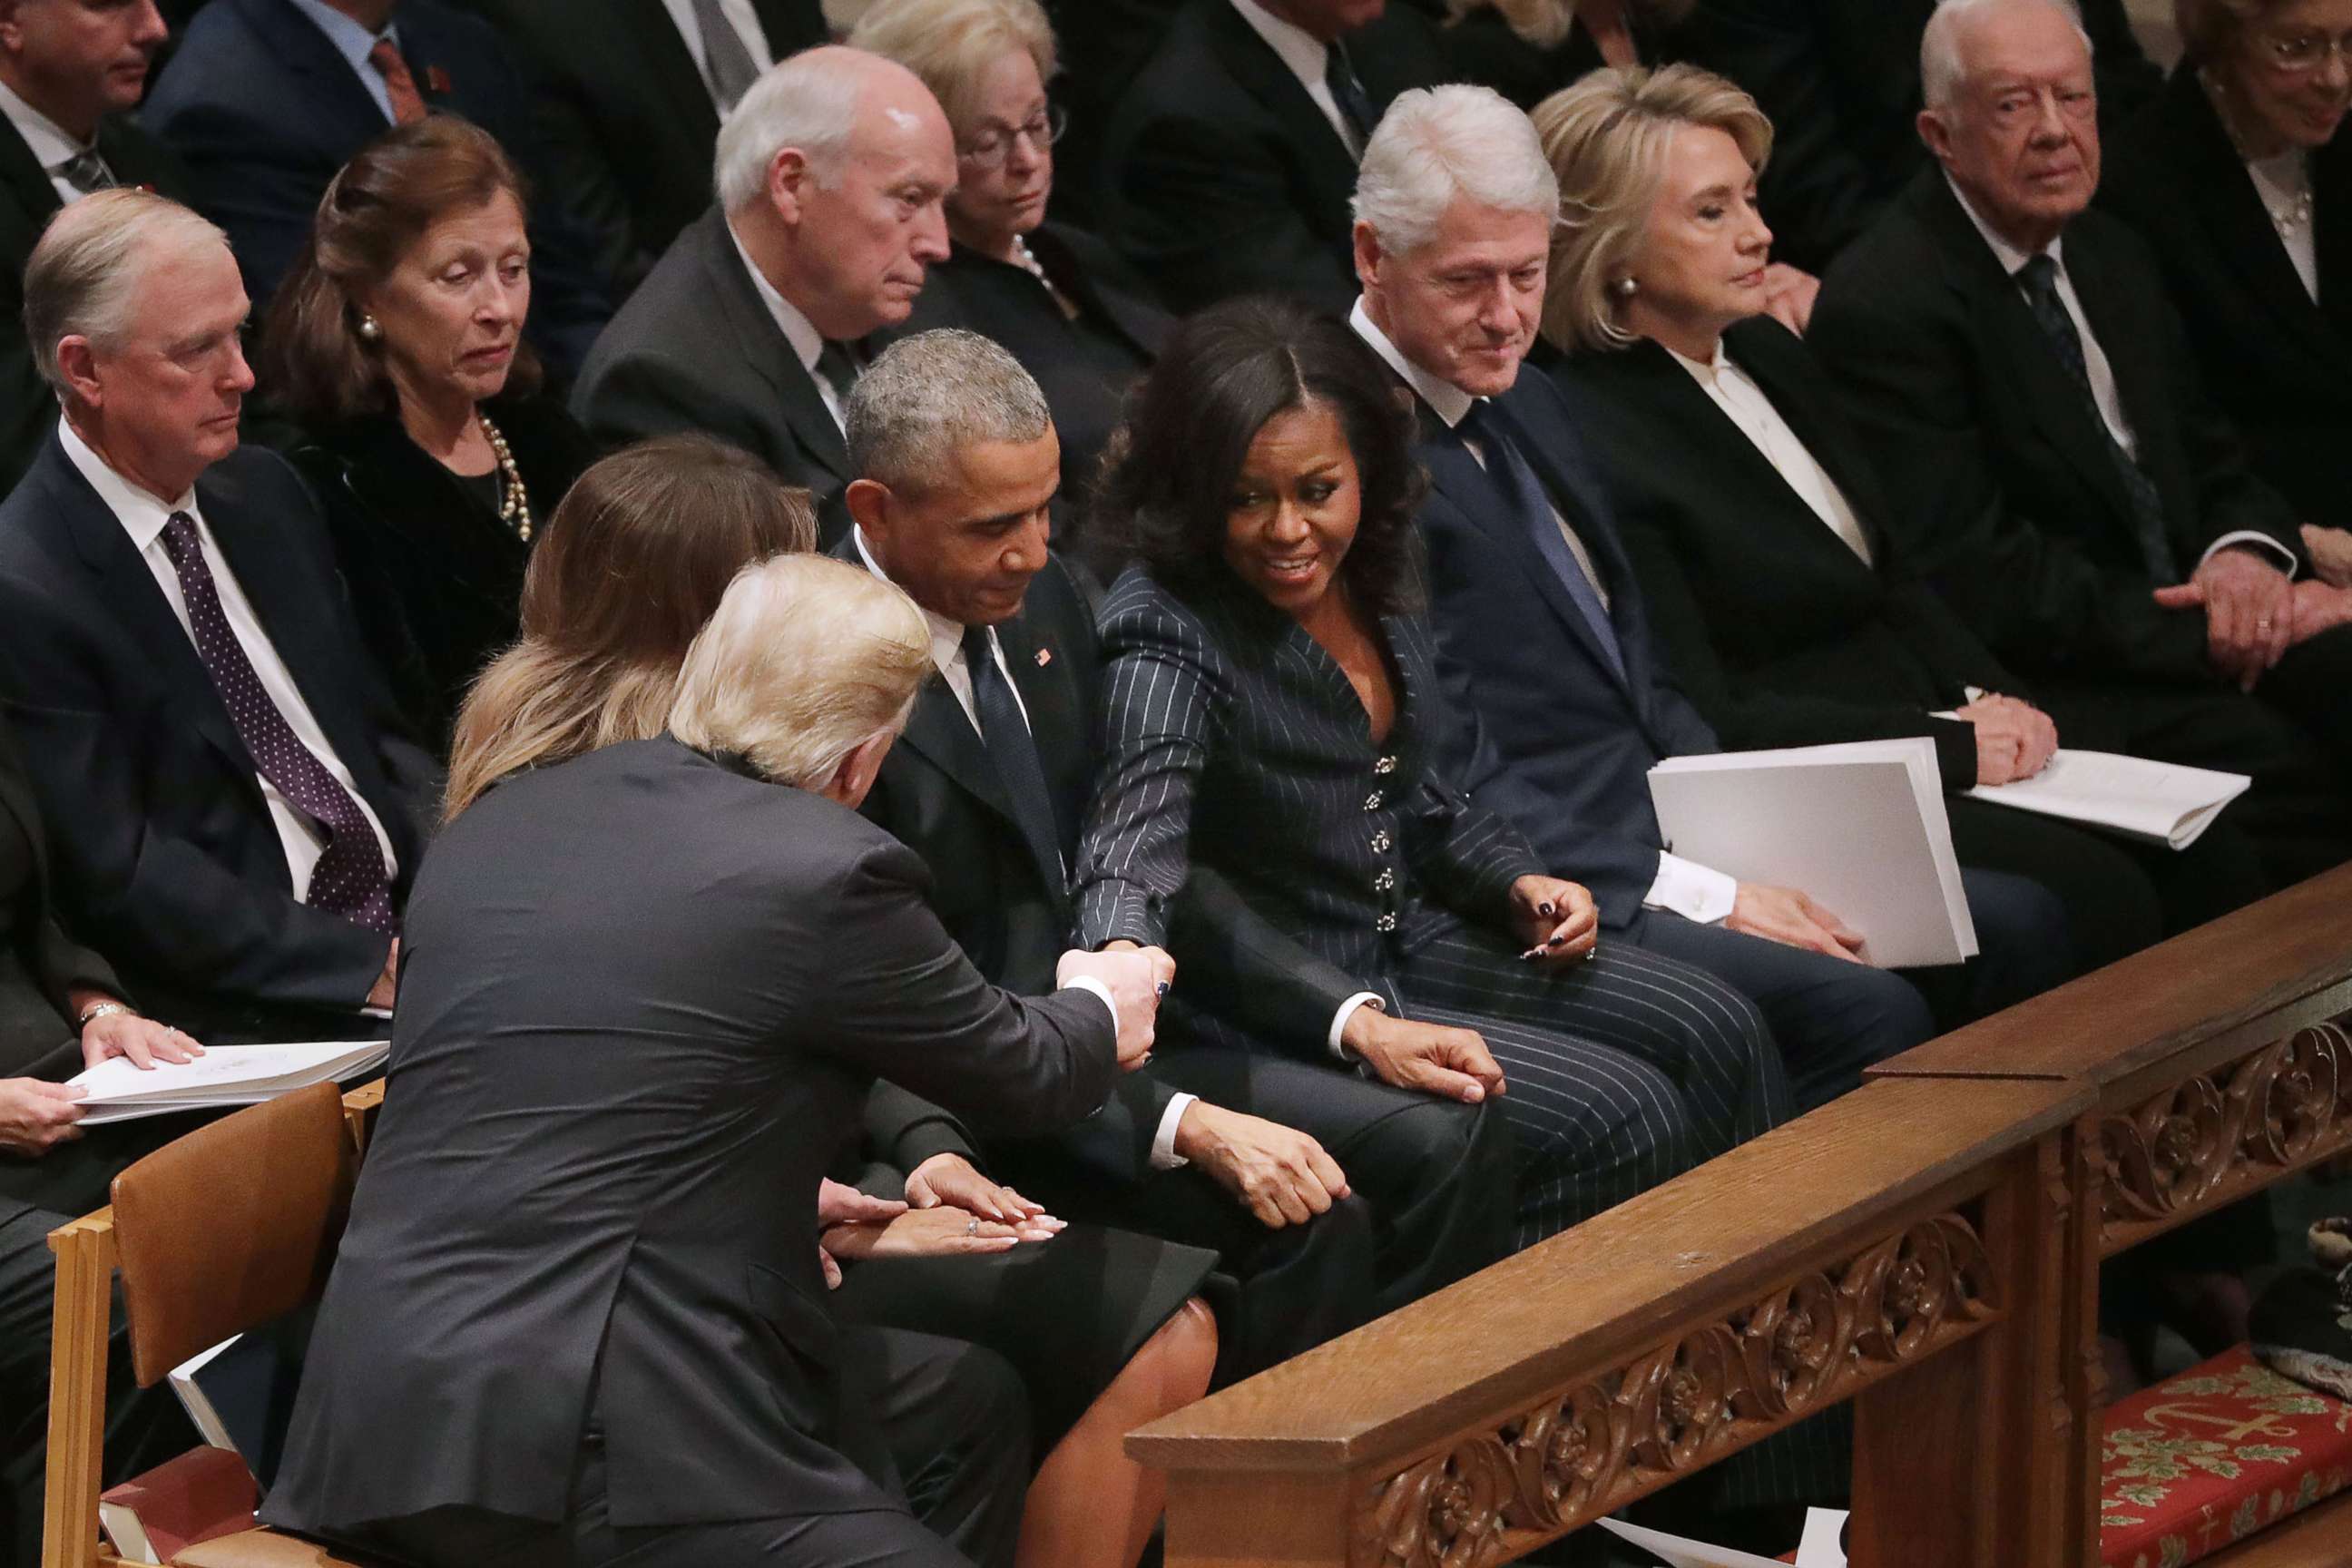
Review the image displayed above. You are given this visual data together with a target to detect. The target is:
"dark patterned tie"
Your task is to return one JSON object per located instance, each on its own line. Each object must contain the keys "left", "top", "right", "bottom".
{"left": 962, "top": 624, "right": 1063, "bottom": 885}
{"left": 1461, "top": 402, "right": 1625, "bottom": 681}
{"left": 366, "top": 38, "right": 428, "bottom": 126}
{"left": 52, "top": 149, "right": 117, "bottom": 196}
{"left": 690, "top": 0, "right": 762, "bottom": 112}
{"left": 158, "top": 514, "right": 397, "bottom": 935}
{"left": 2014, "top": 255, "right": 2177, "bottom": 583}
{"left": 1323, "top": 42, "right": 1377, "bottom": 155}
{"left": 815, "top": 339, "right": 862, "bottom": 430}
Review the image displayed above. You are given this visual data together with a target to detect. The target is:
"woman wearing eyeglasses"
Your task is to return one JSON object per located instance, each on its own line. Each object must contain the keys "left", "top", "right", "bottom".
{"left": 2102, "top": 0, "right": 2352, "bottom": 539}
{"left": 849, "top": 0, "right": 1170, "bottom": 567}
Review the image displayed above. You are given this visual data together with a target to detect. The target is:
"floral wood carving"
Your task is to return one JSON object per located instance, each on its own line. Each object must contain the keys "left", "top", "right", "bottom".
{"left": 1352, "top": 1214, "right": 1997, "bottom": 1568}
{"left": 2099, "top": 1020, "right": 2352, "bottom": 1246}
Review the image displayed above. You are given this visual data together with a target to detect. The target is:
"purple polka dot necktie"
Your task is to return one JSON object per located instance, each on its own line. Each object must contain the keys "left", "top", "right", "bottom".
{"left": 159, "top": 513, "right": 397, "bottom": 935}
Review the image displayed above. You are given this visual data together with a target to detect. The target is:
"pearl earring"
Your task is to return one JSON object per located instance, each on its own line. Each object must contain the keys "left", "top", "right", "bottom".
{"left": 358, "top": 314, "right": 382, "bottom": 341}
{"left": 1612, "top": 277, "right": 1640, "bottom": 299}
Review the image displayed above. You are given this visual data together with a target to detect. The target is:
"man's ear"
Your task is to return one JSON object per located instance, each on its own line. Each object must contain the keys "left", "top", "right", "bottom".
{"left": 844, "top": 477, "right": 892, "bottom": 549}
{"left": 826, "top": 728, "right": 897, "bottom": 809}
{"left": 0, "top": 5, "right": 25, "bottom": 54}
{"left": 1352, "top": 219, "right": 1385, "bottom": 295}
{"left": 766, "top": 147, "right": 813, "bottom": 227}
{"left": 54, "top": 337, "right": 103, "bottom": 412}
{"left": 1917, "top": 106, "right": 1955, "bottom": 165}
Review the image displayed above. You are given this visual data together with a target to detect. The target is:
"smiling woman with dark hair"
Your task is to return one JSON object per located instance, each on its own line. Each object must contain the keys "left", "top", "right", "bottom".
{"left": 1074, "top": 294, "right": 1792, "bottom": 1254}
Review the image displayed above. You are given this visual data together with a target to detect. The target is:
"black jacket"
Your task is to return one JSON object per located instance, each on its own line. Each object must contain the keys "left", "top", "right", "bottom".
{"left": 1101, "top": 0, "right": 1444, "bottom": 314}
{"left": 0, "top": 112, "right": 190, "bottom": 491}
{"left": 0, "top": 435, "right": 437, "bottom": 1042}
{"left": 2101, "top": 65, "right": 2352, "bottom": 526}
{"left": 260, "top": 738, "right": 1117, "bottom": 1534}
{"left": 290, "top": 392, "right": 595, "bottom": 750}
{"left": 1548, "top": 317, "right": 2016, "bottom": 791}
{"left": 1810, "top": 169, "right": 2302, "bottom": 684}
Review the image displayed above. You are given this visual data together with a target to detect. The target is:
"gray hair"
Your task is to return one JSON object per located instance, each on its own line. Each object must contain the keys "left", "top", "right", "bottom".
{"left": 667, "top": 554, "right": 932, "bottom": 789}
{"left": 848, "top": 0, "right": 1058, "bottom": 139}
{"left": 714, "top": 49, "right": 869, "bottom": 212}
{"left": 23, "top": 190, "right": 229, "bottom": 399}
{"left": 1353, "top": 83, "right": 1561, "bottom": 256}
{"left": 847, "top": 328, "right": 1052, "bottom": 495}
{"left": 1920, "top": 0, "right": 2093, "bottom": 111}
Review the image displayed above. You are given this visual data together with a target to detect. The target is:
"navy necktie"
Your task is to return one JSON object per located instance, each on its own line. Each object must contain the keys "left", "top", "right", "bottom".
{"left": 1460, "top": 403, "right": 1625, "bottom": 681}
{"left": 2014, "top": 254, "right": 2176, "bottom": 583}
{"left": 1323, "top": 42, "right": 1377, "bottom": 154}
{"left": 53, "top": 148, "right": 116, "bottom": 196}
{"left": 158, "top": 514, "right": 397, "bottom": 935}
{"left": 963, "top": 624, "right": 1063, "bottom": 884}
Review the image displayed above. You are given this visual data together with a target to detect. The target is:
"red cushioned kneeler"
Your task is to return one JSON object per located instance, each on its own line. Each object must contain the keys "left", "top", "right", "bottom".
{"left": 2100, "top": 1345, "right": 2352, "bottom": 1567}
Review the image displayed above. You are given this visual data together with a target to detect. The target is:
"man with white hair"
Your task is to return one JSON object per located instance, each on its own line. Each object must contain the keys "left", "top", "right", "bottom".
{"left": 0, "top": 189, "right": 436, "bottom": 1044}
{"left": 1811, "top": 0, "right": 2352, "bottom": 881}
{"left": 573, "top": 44, "right": 956, "bottom": 536}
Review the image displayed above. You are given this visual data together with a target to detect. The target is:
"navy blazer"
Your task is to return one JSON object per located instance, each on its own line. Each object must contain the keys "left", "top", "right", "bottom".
{"left": 0, "top": 434, "right": 436, "bottom": 1042}
{"left": 143, "top": 0, "right": 612, "bottom": 377}
{"left": 1408, "top": 364, "right": 1720, "bottom": 930}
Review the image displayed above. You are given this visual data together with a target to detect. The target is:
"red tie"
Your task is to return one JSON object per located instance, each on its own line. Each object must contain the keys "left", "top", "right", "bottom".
{"left": 367, "top": 39, "right": 427, "bottom": 125}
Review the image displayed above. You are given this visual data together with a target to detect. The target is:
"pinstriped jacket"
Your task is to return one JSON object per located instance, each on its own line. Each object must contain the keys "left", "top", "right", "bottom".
{"left": 1073, "top": 566, "right": 1542, "bottom": 1045}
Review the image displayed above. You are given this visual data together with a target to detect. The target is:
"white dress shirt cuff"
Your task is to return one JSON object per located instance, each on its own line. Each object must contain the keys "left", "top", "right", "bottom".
{"left": 1060, "top": 975, "right": 1118, "bottom": 1039}
{"left": 2196, "top": 532, "right": 2299, "bottom": 578}
{"left": 1150, "top": 1092, "right": 1200, "bottom": 1171}
{"left": 1643, "top": 853, "right": 1740, "bottom": 926}
{"left": 1328, "top": 992, "right": 1387, "bottom": 1061}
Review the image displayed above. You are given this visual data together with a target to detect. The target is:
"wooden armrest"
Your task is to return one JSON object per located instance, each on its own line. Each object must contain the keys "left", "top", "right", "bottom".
{"left": 339, "top": 1079, "right": 384, "bottom": 1159}
{"left": 44, "top": 1210, "right": 119, "bottom": 1568}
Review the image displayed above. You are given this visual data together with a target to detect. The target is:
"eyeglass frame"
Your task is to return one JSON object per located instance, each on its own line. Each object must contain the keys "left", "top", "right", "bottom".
{"left": 2254, "top": 24, "right": 2352, "bottom": 75}
{"left": 956, "top": 102, "right": 1068, "bottom": 168}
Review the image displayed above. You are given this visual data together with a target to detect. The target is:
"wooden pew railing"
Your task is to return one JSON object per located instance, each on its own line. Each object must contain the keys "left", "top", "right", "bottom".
{"left": 1132, "top": 864, "right": 2352, "bottom": 1568}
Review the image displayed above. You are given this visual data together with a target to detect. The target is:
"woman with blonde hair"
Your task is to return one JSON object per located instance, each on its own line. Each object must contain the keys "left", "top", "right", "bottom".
{"left": 445, "top": 435, "right": 1218, "bottom": 1568}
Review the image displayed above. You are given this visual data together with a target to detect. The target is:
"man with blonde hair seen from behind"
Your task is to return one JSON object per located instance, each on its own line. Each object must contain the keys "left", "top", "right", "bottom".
{"left": 572, "top": 44, "right": 955, "bottom": 535}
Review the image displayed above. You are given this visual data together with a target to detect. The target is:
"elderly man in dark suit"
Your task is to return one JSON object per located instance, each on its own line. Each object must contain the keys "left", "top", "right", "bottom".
{"left": 1810, "top": 0, "right": 2352, "bottom": 877}
{"left": 838, "top": 328, "right": 1514, "bottom": 1379}
{"left": 0, "top": 190, "right": 438, "bottom": 1045}
{"left": 462, "top": 0, "right": 829, "bottom": 293}
{"left": 0, "top": 0, "right": 189, "bottom": 489}
{"left": 263, "top": 552, "right": 1173, "bottom": 1568}
{"left": 573, "top": 45, "right": 954, "bottom": 538}
{"left": 1102, "top": 0, "right": 1446, "bottom": 314}
{"left": 140, "top": 0, "right": 612, "bottom": 377}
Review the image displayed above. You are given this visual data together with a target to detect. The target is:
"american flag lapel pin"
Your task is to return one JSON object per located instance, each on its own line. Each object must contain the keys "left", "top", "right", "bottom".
{"left": 426, "top": 64, "right": 453, "bottom": 94}
{"left": 1034, "top": 646, "right": 1053, "bottom": 668}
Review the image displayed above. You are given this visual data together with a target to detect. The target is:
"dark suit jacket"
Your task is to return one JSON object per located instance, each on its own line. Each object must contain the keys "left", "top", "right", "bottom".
{"left": 0, "top": 435, "right": 436, "bottom": 1042}
{"left": 1101, "top": 0, "right": 1443, "bottom": 315}
{"left": 142, "top": 0, "right": 612, "bottom": 377}
{"left": 261, "top": 738, "right": 1118, "bottom": 1534}
{"left": 1404, "top": 364, "right": 1720, "bottom": 929}
{"left": 0, "top": 112, "right": 190, "bottom": 492}
{"left": 1679, "top": 0, "right": 2159, "bottom": 270}
{"left": 289, "top": 392, "right": 594, "bottom": 751}
{"left": 1548, "top": 318, "right": 2016, "bottom": 791}
{"left": 1810, "top": 170, "right": 2302, "bottom": 685}
{"left": 2102, "top": 65, "right": 2352, "bottom": 526}
{"left": 460, "top": 0, "right": 828, "bottom": 292}
{"left": 1073, "top": 566, "right": 1542, "bottom": 1054}
{"left": 572, "top": 206, "right": 852, "bottom": 528}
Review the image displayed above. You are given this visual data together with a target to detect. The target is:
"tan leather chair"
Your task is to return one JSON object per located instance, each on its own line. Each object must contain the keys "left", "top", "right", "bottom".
{"left": 41, "top": 1083, "right": 387, "bottom": 1568}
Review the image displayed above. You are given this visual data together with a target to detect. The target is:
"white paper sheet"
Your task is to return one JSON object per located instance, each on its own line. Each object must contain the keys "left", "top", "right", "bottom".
{"left": 1965, "top": 749, "right": 2250, "bottom": 849}
{"left": 69, "top": 1041, "right": 387, "bottom": 1125}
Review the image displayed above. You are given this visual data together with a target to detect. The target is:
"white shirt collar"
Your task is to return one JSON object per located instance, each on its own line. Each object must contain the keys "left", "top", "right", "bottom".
{"left": 1944, "top": 170, "right": 2067, "bottom": 279}
{"left": 1349, "top": 297, "right": 1478, "bottom": 427}
{"left": 854, "top": 524, "right": 985, "bottom": 677}
{"left": 725, "top": 215, "right": 826, "bottom": 377}
{"left": 1661, "top": 338, "right": 1730, "bottom": 383}
{"left": 56, "top": 414, "right": 196, "bottom": 550}
{"left": 0, "top": 77, "right": 87, "bottom": 172}
{"left": 1229, "top": 0, "right": 1329, "bottom": 93}
{"left": 283, "top": 0, "right": 398, "bottom": 74}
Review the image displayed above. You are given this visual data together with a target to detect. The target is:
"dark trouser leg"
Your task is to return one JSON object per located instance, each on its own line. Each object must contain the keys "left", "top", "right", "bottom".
{"left": 1900, "top": 865, "right": 2074, "bottom": 1027}
{"left": 1947, "top": 800, "right": 2151, "bottom": 972}
{"left": 845, "top": 1328, "right": 1029, "bottom": 1568}
{"left": 1623, "top": 910, "right": 1933, "bottom": 1112}
{"left": 2, "top": 1206, "right": 200, "bottom": 1568}
{"left": 2261, "top": 622, "right": 2352, "bottom": 775}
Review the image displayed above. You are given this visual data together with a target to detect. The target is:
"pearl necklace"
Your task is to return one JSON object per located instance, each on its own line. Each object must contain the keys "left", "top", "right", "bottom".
{"left": 476, "top": 410, "right": 533, "bottom": 543}
{"left": 2203, "top": 69, "right": 2318, "bottom": 240}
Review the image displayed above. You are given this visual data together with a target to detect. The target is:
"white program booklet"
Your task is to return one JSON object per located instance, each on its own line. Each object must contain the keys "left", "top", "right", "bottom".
{"left": 1648, "top": 738, "right": 1976, "bottom": 969}
{"left": 1598, "top": 1509, "right": 1847, "bottom": 1567}
{"left": 1965, "top": 748, "right": 2250, "bottom": 849}
{"left": 68, "top": 1041, "right": 387, "bottom": 1125}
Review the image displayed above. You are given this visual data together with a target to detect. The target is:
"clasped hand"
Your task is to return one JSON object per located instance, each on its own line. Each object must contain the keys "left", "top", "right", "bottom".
{"left": 1508, "top": 875, "right": 1599, "bottom": 965}
{"left": 1057, "top": 943, "right": 1178, "bottom": 1068}
{"left": 815, "top": 1175, "right": 1061, "bottom": 1289}
{"left": 1954, "top": 693, "right": 2058, "bottom": 786}
{"left": 2152, "top": 547, "right": 2296, "bottom": 691}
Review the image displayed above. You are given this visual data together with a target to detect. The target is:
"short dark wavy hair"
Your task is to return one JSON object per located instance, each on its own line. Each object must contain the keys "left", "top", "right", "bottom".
{"left": 1094, "top": 296, "right": 1425, "bottom": 615}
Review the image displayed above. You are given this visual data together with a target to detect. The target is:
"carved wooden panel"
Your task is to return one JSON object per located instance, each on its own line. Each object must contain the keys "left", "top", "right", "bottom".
{"left": 1351, "top": 1213, "right": 1998, "bottom": 1568}
{"left": 2099, "top": 1020, "right": 2352, "bottom": 1251}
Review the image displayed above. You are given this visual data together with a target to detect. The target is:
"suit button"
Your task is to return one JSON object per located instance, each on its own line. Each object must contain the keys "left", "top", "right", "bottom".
{"left": 1374, "top": 869, "right": 1396, "bottom": 893}
{"left": 1376, "top": 913, "right": 1398, "bottom": 934}
{"left": 1374, "top": 755, "right": 1397, "bottom": 775}
{"left": 1371, "top": 830, "right": 1392, "bottom": 853}
{"left": 1364, "top": 790, "right": 1385, "bottom": 812}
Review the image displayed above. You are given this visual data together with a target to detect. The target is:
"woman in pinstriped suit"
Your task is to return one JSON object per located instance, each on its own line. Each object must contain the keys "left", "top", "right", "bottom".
{"left": 1073, "top": 298, "right": 1791, "bottom": 1250}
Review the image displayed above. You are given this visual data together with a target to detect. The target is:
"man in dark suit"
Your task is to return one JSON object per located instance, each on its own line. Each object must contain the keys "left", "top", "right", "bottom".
{"left": 461, "top": 0, "right": 828, "bottom": 294}
{"left": 0, "top": 190, "right": 438, "bottom": 1044}
{"left": 262, "top": 552, "right": 1178, "bottom": 1567}
{"left": 0, "top": 0, "right": 189, "bottom": 489}
{"left": 839, "top": 329, "right": 1514, "bottom": 1379}
{"left": 140, "top": 0, "right": 612, "bottom": 377}
{"left": 1810, "top": 0, "right": 2352, "bottom": 879}
{"left": 1102, "top": 0, "right": 1445, "bottom": 314}
{"left": 573, "top": 46, "right": 954, "bottom": 537}
{"left": 1680, "top": 0, "right": 2159, "bottom": 271}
